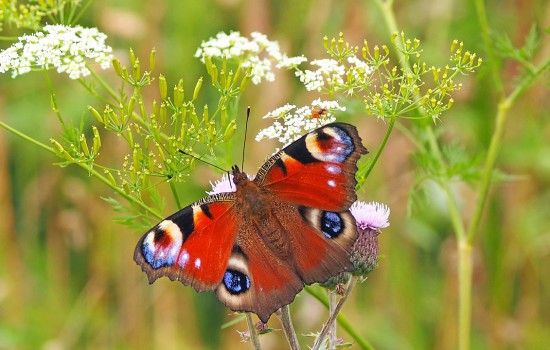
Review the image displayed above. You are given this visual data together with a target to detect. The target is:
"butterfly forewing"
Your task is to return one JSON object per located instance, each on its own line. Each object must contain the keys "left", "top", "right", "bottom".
{"left": 256, "top": 123, "right": 368, "bottom": 211}
{"left": 134, "top": 194, "right": 240, "bottom": 292}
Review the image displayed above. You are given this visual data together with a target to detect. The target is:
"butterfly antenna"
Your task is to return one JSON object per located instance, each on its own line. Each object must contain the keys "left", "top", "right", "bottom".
{"left": 178, "top": 150, "right": 227, "bottom": 173}
{"left": 241, "top": 106, "right": 251, "bottom": 171}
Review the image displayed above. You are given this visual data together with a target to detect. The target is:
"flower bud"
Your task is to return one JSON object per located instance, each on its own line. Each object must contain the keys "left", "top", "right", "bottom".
{"left": 150, "top": 47, "right": 156, "bottom": 71}
{"left": 158, "top": 74, "right": 167, "bottom": 99}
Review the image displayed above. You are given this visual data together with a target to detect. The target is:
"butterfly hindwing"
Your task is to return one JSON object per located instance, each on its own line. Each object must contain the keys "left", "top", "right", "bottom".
{"left": 134, "top": 194, "right": 239, "bottom": 292}
{"left": 215, "top": 233, "right": 304, "bottom": 323}
{"left": 256, "top": 123, "right": 368, "bottom": 211}
{"left": 282, "top": 205, "right": 358, "bottom": 284}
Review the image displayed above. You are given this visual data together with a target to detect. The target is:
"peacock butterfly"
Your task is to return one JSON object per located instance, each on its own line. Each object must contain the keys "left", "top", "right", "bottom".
{"left": 134, "top": 122, "right": 368, "bottom": 322}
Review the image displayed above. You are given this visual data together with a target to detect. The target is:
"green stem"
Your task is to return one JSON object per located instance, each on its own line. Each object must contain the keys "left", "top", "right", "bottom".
{"left": 71, "top": 0, "right": 94, "bottom": 25}
{"left": 245, "top": 313, "right": 262, "bottom": 350}
{"left": 87, "top": 65, "right": 121, "bottom": 102}
{"left": 0, "top": 121, "right": 55, "bottom": 153}
{"left": 305, "top": 285, "right": 375, "bottom": 350}
{"left": 78, "top": 79, "right": 114, "bottom": 106}
{"left": 474, "top": 0, "right": 503, "bottom": 94}
{"left": 312, "top": 278, "right": 358, "bottom": 350}
{"left": 279, "top": 305, "right": 301, "bottom": 350}
{"left": 357, "top": 117, "right": 395, "bottom": 188}
{"left": 457, "top": 240, "right": 473, "bottom": 350}
{"left": 169, "top": 180, "right": 182, "bottom": 209}
{"left": 43, "top": 70, "right": 66, "bottom": 127}
{"left": 465, "top": 57, "right": 550, "bottom": 245}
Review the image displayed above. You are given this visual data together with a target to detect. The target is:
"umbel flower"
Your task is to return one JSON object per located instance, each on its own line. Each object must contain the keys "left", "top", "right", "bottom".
{"left": 0, "top": 24, "right": 113, "bottom": 79}
{"left": 195, "top": 31, "right": 306, "bottom": 85}
{"left": 255, "top": 99, "right": 345, "bottom": 146}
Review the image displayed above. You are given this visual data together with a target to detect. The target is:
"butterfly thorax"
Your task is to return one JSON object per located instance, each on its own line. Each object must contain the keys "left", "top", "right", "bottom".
{"left": 232, "top": 167, "right": 269, "bottom": 217}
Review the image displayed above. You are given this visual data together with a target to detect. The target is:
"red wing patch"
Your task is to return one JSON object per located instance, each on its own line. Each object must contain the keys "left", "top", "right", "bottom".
{"left": 257, "top": 123, "right": 367, "bottom": 211}
{"left": 135, "top": 199, "right": 239, "bottom": 292}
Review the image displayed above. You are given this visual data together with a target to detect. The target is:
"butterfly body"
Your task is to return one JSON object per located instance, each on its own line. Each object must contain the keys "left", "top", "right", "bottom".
{"left": 135, "top": 123, "right": 368, "bottom": 322}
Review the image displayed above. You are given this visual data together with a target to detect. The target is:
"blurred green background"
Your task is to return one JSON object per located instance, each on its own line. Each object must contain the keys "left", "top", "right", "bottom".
{"left": 1, "top": 0, "right": 549, "bottom": 349}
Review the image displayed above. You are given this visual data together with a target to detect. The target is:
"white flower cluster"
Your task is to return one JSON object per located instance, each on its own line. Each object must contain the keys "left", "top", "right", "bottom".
{"left": 296, "top": 59, "right": 345, "bottom": 91}
{"left": 255, "top": 99, "right": 344, "bottom": 146}
{"left": 276, "top": 54, "right": 308, "bottom": 69}
{"left": 0, "top": 25, "right": 113, "bottom": 79}
{"left": 195, "top": 31, "right": 305, "bottom": 85}
{"left": 294, "top": 56, "right": 374, "bottom": 93}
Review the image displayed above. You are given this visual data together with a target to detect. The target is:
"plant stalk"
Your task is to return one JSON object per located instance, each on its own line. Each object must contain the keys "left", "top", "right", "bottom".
{"left": 245, "top": 313, "right": 262, "bottom": 350}
{"left": 279, "top": 305, "right": 301, "bottom": 350}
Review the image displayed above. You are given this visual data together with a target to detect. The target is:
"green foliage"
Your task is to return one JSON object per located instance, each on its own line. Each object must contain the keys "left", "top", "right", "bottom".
{"left": 0, "top": 0, "right": 91, "bottom": 30}
{"left": 47, "top": 45, "right": 248, "bottom": 224}
{"left": 494, "top": 24, "right": 540, "bottom": 66}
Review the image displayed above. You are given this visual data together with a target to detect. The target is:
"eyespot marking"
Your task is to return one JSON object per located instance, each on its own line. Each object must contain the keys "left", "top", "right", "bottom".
{"left": 305, "top": 126, "right": 355, "bottom": 163}
{"left": 142, "top": 220, "right": 183, "bottom": 269}
{"left": 223, "top": 269, "right": 251, "bottom": 295}
{"left": 321, "top": 211, "right": 344, "bottom": 239}
{"left": 327, "top": 179, "right": 336, "bottom": 187}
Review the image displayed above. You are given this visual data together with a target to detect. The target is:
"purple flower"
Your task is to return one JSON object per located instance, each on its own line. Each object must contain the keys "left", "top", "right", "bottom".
{"left": 350, "top": 201, "right": 390, "bottom": 230}
{"left": 349, "top": 201, "right": 390, "bottom": 276}
{"left": 206, "top": 173, "right": 254, "bottom": 195}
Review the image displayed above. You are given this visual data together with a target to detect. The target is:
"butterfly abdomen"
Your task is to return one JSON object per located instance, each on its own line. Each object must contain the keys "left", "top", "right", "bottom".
{"left": 235, "top": 180, "right": 292, "bottom": 258}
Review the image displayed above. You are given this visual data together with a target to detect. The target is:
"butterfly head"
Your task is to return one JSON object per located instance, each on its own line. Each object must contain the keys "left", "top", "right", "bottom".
{"left": 231, "top": 165, "right": 250, "bottom": 185}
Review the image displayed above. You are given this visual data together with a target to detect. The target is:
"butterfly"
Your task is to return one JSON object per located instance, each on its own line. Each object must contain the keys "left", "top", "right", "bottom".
{"left": 134, "top": 122, "right": 368, "bottom": 322}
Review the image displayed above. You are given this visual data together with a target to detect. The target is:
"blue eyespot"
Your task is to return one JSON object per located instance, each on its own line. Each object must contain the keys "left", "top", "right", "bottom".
{"left": 321, "top": 211, "right": 344, "bottom": 239}
{"left": 328, "top": 128, "right": 354, "bottom": 163}
{"left": 142, "top": 241, "right": 175, "bottom": 269}
{"left": 223, "top": 269, "right": 251, "bottom": 295}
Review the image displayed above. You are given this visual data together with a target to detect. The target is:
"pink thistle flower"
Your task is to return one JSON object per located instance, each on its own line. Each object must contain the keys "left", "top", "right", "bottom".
{"left": 350, "top": 201, "right": 390, "bottom": 230}
{"left": 206, "top": 172, "right": 254, "bottom": 195}
{"left": 349, "top": 201, "right": 390, "bottom": 276}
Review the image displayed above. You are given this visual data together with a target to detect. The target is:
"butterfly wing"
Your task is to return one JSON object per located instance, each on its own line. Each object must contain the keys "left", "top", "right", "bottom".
{"left": 256, "top": 122, "right": 368, "bottom": 211}
{"left": 134, "top": 193, "right": 239, "bottom": 292}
